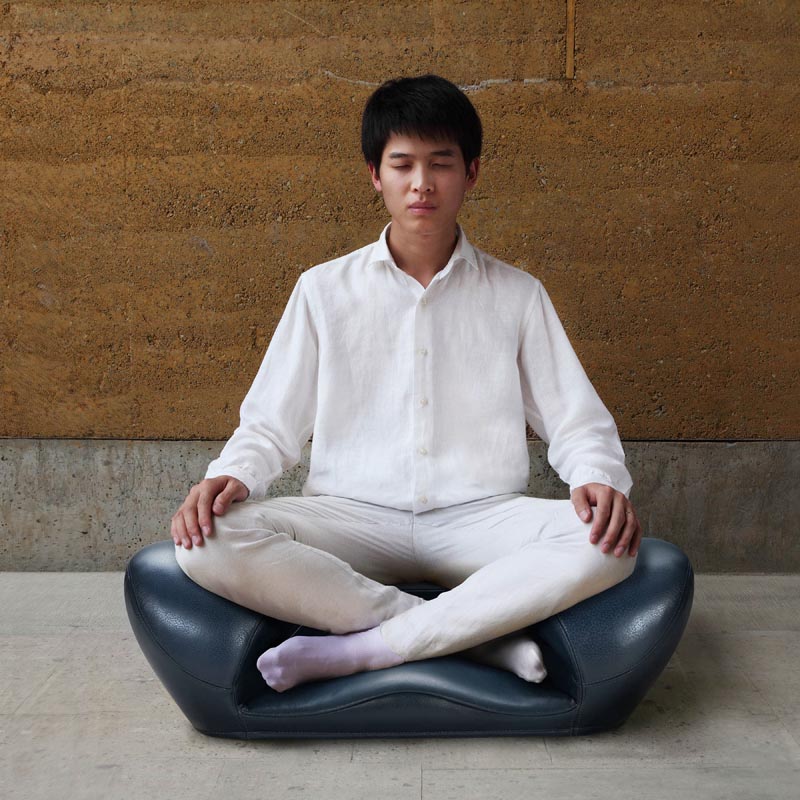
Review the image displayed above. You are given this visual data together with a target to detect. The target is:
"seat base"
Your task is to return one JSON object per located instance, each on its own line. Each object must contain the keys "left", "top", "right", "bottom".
{"left": 125, "top": 537, "right": 693, "bottom": 738}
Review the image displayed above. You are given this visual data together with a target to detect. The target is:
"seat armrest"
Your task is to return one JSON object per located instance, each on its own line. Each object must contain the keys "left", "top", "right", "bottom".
{"left": 125, "top": 542, "right": 295, "bottom": 690}
{"left": 532, "top": 538, "right": 694, "bottom": 731}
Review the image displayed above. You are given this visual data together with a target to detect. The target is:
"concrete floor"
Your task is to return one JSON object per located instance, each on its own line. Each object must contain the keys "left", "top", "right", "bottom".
{"left": 1, "top": 573, "right": 798, "bottom": 800}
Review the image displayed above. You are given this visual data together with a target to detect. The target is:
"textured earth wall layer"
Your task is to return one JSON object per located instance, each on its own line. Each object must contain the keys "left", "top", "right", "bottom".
{"left": 1, "top": 1, "right": 797, "bottom": 439}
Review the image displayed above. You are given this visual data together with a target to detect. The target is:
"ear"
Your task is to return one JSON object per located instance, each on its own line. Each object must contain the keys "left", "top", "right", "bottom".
{"left": 465, "top": 157, "right": 480, "bottom": 189}
{"left": 367, "top": 162, "right": 382, "bottom": 192}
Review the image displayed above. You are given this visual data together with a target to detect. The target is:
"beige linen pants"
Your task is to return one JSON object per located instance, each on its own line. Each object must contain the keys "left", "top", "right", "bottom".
{"left": 174, "top": 492, "right": 637, "bottom": 662}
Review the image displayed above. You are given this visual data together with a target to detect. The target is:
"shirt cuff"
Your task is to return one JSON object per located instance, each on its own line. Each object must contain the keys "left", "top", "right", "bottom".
{"left": 568, "top": 467, "right": 633, "bottom": 499}
{"left": 203, "top": 465, "right": 264, "bottom": 501}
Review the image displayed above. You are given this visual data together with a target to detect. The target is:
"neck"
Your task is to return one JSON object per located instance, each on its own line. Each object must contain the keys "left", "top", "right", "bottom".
{"left": 386, "top": 223, "right": 459, "bottom": 276}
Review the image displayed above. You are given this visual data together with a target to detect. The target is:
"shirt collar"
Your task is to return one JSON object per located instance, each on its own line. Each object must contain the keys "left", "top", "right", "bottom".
{"left": 368, "top": 222, "right": 479, "bottom": 273}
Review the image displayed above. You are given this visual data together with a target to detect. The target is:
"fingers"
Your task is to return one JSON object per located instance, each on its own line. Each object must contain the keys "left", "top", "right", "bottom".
{"left": 171, "top": 511, "right": 190, "bottom": 549}
{"left": 584, "top": 486, "right": 641, "bottom": 558}
{"left": 213, "top": 482, "right": 237, "bottom": 515}
{"left": 212, "top": 477, "right": 249, "bottom": 515}
{"left": 599, "top": 495, "right": 626, "bottom": 554}
{"left": 599, "top": 504, "right": 640, "bottom": 558}
{"left": 570, "top": 486, "right": 593, "bottom": 522}
{"left": 611, "top": 504, "right": 639, "bottom": 557}
{"left": 197, "top": 488, "right": 214, "bottom": 540}
{"left": 174, "top": 499, "right": 204, "bottom": 549}
{"left": 212, "top": 487, "right": 230, "bottom": 516}
{"left": 172, "top": 480, "right": 219, "bottom": 548}
{"left": 589, "top": 488, "right": 613, "bottom": 543}
{"left": 171, "top": 504, "right": 197, "bottom": 549}
{"left": 173, "top": 477, "right": 249, "bottom": 548}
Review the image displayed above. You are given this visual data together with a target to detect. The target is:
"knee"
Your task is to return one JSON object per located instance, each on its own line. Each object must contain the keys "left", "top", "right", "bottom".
{"left": 557, "top": 503, "right": 638, "bottom": 581}
{"left": 582, "top": 537, "right": 638, "bottom": 593}
{"left": 173, "top": 502, "right": 287, "bottom": 584}
{"left": 173, "top": 508, "right": 241, "bottom": 583}
{"left": 174, "top": 536, "right": 213, "bottom": 585}
{"left": 606, "top": 545, "right": 638, "bottom": 584}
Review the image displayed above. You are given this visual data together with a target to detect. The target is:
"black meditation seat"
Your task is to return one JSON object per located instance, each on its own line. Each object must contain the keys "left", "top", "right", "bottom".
{"left": 124, "top": 536, "right": 693, "bottom": 738}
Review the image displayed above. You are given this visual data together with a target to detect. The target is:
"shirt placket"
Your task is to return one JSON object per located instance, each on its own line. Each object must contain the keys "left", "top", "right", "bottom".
{"left": 412, "top": 290, "right": 434, "bottom": 513}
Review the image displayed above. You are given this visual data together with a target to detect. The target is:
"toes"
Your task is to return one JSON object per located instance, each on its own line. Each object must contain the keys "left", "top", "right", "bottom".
{"left": 259, "top": 664, "right": 292, "bottom": 692}
{"left": 521, "top": 662, "right": 547, "bottom": 683}
{"left": 256, "top": 649, "right": 292, "bottom": 692}
{"left": 520, "top": 644, "right": 548, "bottom": 683}
{"left": 256, "top": 649, "right": 274, "bottom": 672}
{"left": 264, "top": 674, "right": 290, "bottom": 692}
{"left": 532, "top": 665, "right": 548, "bottom": 683}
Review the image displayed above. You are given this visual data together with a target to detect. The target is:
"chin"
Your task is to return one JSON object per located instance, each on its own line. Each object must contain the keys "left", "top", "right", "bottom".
{"left": 407, "top": 211, "right": 451, "bottom": 226}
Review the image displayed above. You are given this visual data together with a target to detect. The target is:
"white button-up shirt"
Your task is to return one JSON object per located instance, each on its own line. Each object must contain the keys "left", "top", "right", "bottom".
{"left": 205, "top": 223, "right": 633, "bottom": 513}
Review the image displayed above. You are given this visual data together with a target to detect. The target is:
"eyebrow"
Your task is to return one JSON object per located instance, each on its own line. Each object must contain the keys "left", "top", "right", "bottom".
{"left": 387, "top": 148, "right": 457, "bottom": 159}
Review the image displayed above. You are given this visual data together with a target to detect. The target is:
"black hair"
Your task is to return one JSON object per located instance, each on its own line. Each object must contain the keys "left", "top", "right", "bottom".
{"left": 361, "top": 74, "right": 482, "bottom": 176}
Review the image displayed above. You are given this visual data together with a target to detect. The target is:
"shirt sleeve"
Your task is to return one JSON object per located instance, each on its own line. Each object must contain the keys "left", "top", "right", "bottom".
{"left": 204, "top": 273, "right": 319, "bottom": 501}
{"left": 517, "top": 280, "right": 633, "bottom": 498}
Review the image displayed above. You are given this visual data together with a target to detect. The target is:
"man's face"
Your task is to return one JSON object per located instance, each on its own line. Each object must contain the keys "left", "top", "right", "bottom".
{"left": 368, "top": 133, "right": 479, "bottom": 238}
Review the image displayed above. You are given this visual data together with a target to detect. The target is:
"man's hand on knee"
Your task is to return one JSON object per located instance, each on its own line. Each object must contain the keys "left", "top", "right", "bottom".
{"left": 571, "top": 483, "right": 641, "bottom": 558}
{"left": 171, "top": 476, "right": 249, "bottom": 549}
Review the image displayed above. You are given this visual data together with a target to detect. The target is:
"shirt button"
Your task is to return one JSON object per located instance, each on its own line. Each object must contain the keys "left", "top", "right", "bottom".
{"left": 418, "top": 495, "right": 428, "bottom": 504}
{"left": 418, "top": 347, "right": 428, "bottom": 356}
{"left": 418, "top": 447, "right": 428, "bottom": 455}
{"left": 419, "top": 397, "right": 428, "bottom": 406}
{"left": 420, "top": 297, "right": 428, "bottom": 306}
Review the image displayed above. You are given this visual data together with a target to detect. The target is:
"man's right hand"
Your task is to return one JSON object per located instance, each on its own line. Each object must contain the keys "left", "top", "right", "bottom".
{"left": 171, "top": 475, "right": 249, "bottom": 549}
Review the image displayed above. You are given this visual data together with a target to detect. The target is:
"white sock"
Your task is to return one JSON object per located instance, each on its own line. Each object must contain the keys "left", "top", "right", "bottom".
{"left": 256, "top": 625, "right": 405, "bottom": 693}
{"left": 461, "top": 631, "right": 548, "bottom": 683}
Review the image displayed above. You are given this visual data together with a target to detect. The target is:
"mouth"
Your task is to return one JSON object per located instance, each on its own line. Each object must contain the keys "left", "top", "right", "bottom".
{"left": 408, "top": 202, "right": 437, "bottom": 213}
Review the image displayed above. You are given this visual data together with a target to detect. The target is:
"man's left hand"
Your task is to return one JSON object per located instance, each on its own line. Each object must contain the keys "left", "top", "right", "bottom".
{"left": 571, "top": 483, "right": 641, "bottom": 558}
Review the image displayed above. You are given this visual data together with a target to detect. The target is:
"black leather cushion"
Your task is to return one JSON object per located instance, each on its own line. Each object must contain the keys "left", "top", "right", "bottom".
{"left": 124, "top": 536, "right": 693, "bottom": 738}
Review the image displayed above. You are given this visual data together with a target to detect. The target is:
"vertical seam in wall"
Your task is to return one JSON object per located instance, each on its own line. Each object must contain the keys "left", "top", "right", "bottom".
{"left": 566, "top": 0, "right": 576, "bottom": 79}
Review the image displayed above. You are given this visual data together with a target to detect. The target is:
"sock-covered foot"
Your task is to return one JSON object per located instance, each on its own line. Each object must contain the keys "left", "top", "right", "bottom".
{"left": 256, "top": 625, "right": 405, "bottom": 692}
{"left": 462, "top": 631, "right": 548, "bottom": 683}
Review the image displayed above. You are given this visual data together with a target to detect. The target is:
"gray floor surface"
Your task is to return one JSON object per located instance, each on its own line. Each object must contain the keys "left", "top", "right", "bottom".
{"left": 1, "top": 572, "right": 798, "bottom": 799}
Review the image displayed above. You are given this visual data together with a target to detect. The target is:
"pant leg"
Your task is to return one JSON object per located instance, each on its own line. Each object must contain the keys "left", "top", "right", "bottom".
{"left": 378, "top": 493, "right": 638, "bottom": 661}
{"left": 174, "top": 494, "right": 425, "bottom": 636}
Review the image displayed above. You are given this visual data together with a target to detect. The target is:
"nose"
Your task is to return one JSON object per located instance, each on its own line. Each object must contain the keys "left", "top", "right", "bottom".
{"left": 412, "top": 164, "right": 434, "bottom": 194}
